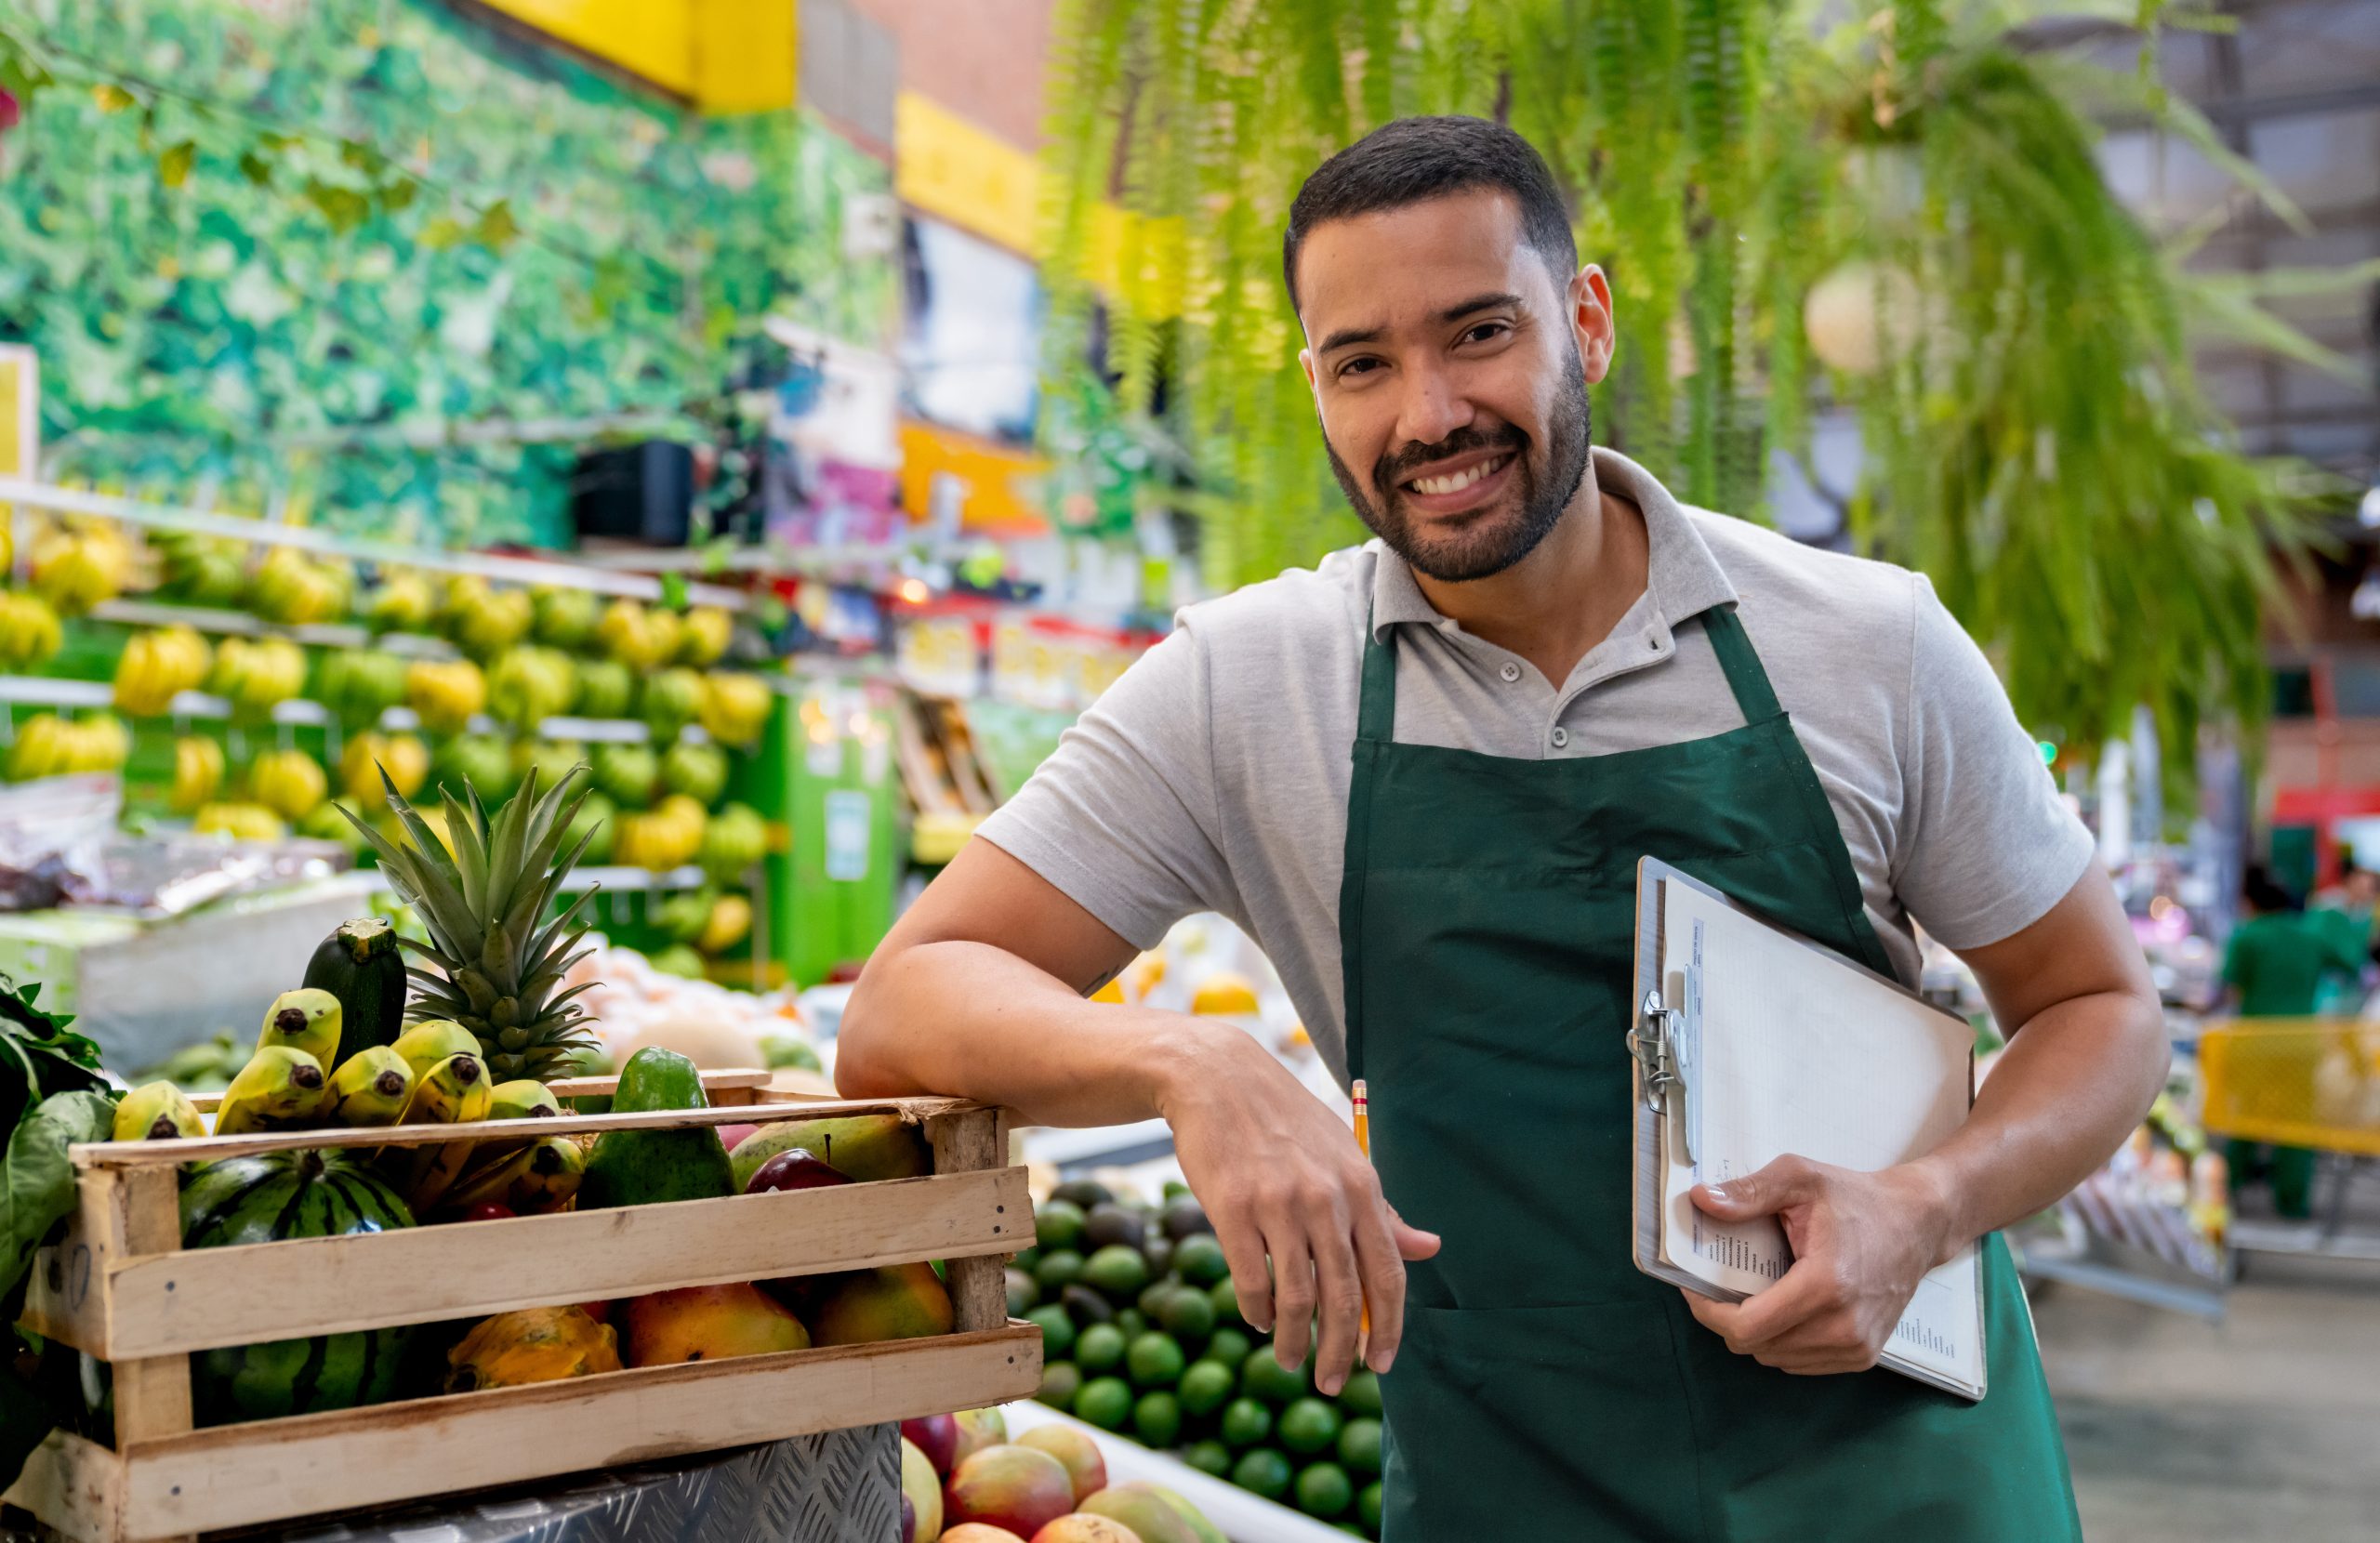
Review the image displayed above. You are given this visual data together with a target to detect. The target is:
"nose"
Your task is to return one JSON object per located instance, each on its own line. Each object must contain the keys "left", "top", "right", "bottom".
{"left": 1393, "top": 361, "right": 1473, "bottom": 458}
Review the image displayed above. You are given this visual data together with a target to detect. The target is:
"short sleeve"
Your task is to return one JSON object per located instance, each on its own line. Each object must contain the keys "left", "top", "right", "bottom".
{"left": 1892, "top": 574, "right": 2097, "bottom": 950}
{"left": 972, "top": 627, "right": 1236, "bottom": 951}
{"left": 2221, "top": 928, "right": 2249, "bottom": 991}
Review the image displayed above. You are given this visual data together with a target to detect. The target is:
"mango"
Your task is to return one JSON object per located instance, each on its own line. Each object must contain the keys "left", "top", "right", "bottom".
{"left": 621, "top": 1283, "right": 810, "bottom": 1366}
{"left": 807, "top": 1262, "right": 954, "bottom": 1346}
{"left": 900, "top": 1437, "right": 943, "bottom": 1543}
{"left": 940, "top": 1528, "right": 1027, "bottom": 1543}
{"left": 1144, "top": 1485, "right": 1225, "bottom": 1543}
{"left": 1017, "top": 1425, "right": 1106, "bottom": 1505}
{"left": 953, "top": 1406, "right": 1008, "bottom": 1467}
{"left": 1031, "top": 1520, "right": 1143, "bottom": 1543}
{"left": 729, "top": 1114, "right": 931, "bottom": 1189}
{"left": 944, "top": 1445, "right": 1074, "bottom": 1538}
{"left": 1078, "top": 1487, "right": 1200, "bottom": 1543}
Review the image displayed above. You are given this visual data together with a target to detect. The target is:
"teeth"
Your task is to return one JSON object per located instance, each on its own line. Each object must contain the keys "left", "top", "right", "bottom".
{"left": 1409, "top": 456, "right": 1506, "bottom": 496}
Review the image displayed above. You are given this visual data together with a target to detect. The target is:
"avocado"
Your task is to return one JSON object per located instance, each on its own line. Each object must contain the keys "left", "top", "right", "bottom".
{"left": 1081, "top": 1203, "right": 1146, "bottom": 1253}
{"left": 1051, "top": 1179, "right": 1114, "bottom": 1208}
{"left": 579, "top": 1048, "right": 735, "bottom": 1208}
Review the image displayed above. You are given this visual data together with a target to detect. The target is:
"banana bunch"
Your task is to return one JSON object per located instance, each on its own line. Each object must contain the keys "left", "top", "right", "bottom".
{"left": 376, "top": 1021, "right": 499, "bottom": 1213}
{"left": 152, "top": 530, "right": 248, "bottom": 607}
{"left": 594, "top": 599, "right": 678, "bottom": 671}
{"left": 8, "top": 713, "right": 130, "bottom": 780}
{"left": 112, "top": 625, "right": 213, "bottom": 717}
{"left": 366, "top": 570, "right": 437, "bottom": 633}
{"left": 405, "top": 657, "right": 486, "bottom": 734}
{"left": 313, "top": 648, "right": 410, "bottom": 724}
{"left": 698, "top": 672, "right": 774, "bottom": 748}
{"left": 248, "top": 747, "right": 329, "bottom": 821}
{"left": 246, "top": 547, "right": 351, "bottom": 626}
{"left": 208, "top": 636, "right": 309, "bottom": 718}
{"left": 192, "top": 801, "right": 286, "bottom": 841}
{"left": 441, "top": 575, "right": 534, "bottom": 659}
{"left": 30, "top": 521, "right": 135, "bottom": 615}
{"left": 614, "top": 793, "right": 707, "bottom": 871}
{"left": 487, "top": 644, "right": 578, "bottom": 732}
{"left": 0, "top": 591, "right": 64, "bottom": 669}
{"left": 170, "top": 735, "right": 225, "bottom": 812}
{"left": 341, "top": 730, "right": 430, "bottom": 804}
{"left": 678, "top": 605, "right": 734, "bottom": 666}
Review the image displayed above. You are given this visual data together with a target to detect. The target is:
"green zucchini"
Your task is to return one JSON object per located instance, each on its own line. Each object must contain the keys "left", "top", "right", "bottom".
{"left": 302, "top": 917, "right": 409, "bottom": 1065}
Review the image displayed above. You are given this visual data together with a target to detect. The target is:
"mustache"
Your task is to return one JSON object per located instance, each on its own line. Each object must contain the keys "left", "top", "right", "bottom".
{"left": 1375, "top": 425, "right": 1528, "bottom": 491}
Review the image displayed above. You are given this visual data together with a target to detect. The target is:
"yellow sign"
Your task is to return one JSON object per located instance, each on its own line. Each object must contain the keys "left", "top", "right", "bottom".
{"left": 470, "top": 0, "right": 791, "bottom": 112}
{"left": 898, "top": 419, "right": 1050, "bottom": 535}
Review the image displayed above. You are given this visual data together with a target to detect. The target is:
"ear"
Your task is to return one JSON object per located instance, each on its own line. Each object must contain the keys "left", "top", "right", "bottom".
{"left": 1570, "top": 265, "right": 1616, "bottom": 386}
{"left": 1298, "top": 347, "right": 1324, "bottom": 415}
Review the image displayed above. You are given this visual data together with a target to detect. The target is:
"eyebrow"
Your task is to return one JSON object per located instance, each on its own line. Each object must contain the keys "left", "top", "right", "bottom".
{"left": 1315, "top": 291, "right": 1526, "bottom": 357}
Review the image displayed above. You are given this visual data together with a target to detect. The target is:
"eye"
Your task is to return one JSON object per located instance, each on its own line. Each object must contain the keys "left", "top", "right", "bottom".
{"left": 1460, "top": 321, "right": 1510, "bottom": 346}
{"left": 1337, "top": 356, "right": 1383, "bottom": 379}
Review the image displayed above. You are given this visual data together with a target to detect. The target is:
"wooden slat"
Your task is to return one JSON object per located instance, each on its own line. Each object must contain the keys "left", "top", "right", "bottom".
{"left": 75, "top": 1095, "right": 978, "bottom": 1169}
{"left": 1, "top": 1431, "right": 123, "bottom": 1543}
{"left": 117, "top": 1325, "right": 1043, "bottom": 1539}
{"left": 927, "top": 1106, "right": 1012, "bottom": 1334}
{"left": 21, "top": 1169, "right": 125, "bottom": 1356}
{"left": 99, "top": 1167, "right": 1030, "bottom": 1358}
{"left": 106, "top": 1170, "right": 192, "bottom": 1453}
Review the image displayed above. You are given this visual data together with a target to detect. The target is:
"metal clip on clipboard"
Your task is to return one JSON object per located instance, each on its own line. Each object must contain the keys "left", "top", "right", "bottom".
{"left": 1630, "top": 966, "right": 1701, "bottom": 1165}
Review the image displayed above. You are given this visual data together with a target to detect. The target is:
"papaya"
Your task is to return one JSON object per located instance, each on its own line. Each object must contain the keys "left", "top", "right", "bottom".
{"left": 580, "top": 1047, "right": 735, "bottom": 1207}
{"left": 728, "top": 1114, "right": 932, "bottom": 1190}
{"left": 444, "top": 1306, "right": 621, "bottom": 1392}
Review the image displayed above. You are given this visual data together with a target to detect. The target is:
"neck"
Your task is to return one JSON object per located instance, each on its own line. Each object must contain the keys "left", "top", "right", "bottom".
{"left": 1409, "top": 460, "right": 1650, "bottom": 685}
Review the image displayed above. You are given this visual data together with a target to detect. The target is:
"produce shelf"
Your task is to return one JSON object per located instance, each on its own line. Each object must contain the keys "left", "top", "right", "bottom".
{"left": 7, "top": 1081, "right": 1039, "bottom": 1543}
{"left": 0, "top": 673, "right": 695, "bottom": 747}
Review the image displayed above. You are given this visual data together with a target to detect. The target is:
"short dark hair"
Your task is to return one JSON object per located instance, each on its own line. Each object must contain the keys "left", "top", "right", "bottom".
{"left": 1284, "top": 116, "right": 1577, "bottom": 313}
{"left": 2242, "top": 863, "right": 2300, "bottom": 914}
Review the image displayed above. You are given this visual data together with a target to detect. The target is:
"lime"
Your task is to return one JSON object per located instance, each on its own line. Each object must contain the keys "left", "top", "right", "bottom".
{"left": 1358, "top": 1480, "right": 1383, "bottom": 1530}
{"left": 1242, "top": 1346, "right": 1309, "bottom": 1406}
{"left": 1184, "top": 1439, "right": 1233, "bottom": 1479}
{"left": 1338, "top": 1417, "right": 1382, "bottom": 1474}
{"left": 1159, "top": 1286, "right": 1216, "bottom": 1343}
{"left": 1209, "top": 1278, "right": 1244, "bottom": 1325}
{"left": 1218, "top": 1396, "right": 1273, "bottom": 1449}
{"left": 1295, "top": 1461, "right": 1355, "bottom": 1518}
{"left": 1036, "top": 1199, "right": 1086, "bottom": 1251}
{"left": 1204, "top": 1327, "right": 1253, "bottom": 1368}
{"left": 1084, "top": 1244, "right": 1150, "bottom": 1299}
{"left": 1005, "top": 1267, "right": 1039, "bottom": 1316}
{"left": 1077, "top": 1323, "right": 1127, "bottom": 1375}
{"left": 1034, "top": 1249, "right": 1085, "bottom": 1293}
{"left": 1038, "top": 1360, "right": 1082, "bottom": 1410}
{"left": 1232, "top": 1448, "right": 1293, "bottom": 1502}
{"left": 1127, "top": 1331, "right": 1186, "bottom": 1388}
{"left": 1339, "top": 1367, "right": 1382, "bottom": 1418}
{"left": 1279, "top": 1396, "right": 1343, "bottom": 1456}
{"left": 1012, "top": 1246, "right": 1042, "bottom": 1274}
{"left": 1164, "top": 1180, "right": 1194, "bottom": 1201}
{"left": 1177, "top": 1359, "right": 1235, "bottom": 1418}
{"left": 1133, "top": 1389, "right": 1183, "bottom": 1448}
{"left": 1173, "top": 1233, "right": 1230, "bottom": 1287}
{"left": 1025, "top": 1305, "right": 1077, "bottom": 1360}
{"left": 1115, "top": 1308, "right": 1149, "bottom": 1339}
{"left": 1075, "top": 1375, "right": 1132, "bottom": 1431}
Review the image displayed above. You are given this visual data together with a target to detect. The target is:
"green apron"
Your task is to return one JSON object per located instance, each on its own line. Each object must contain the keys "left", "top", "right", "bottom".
{"left": 1338, "top": 604, "right": 2080, "bottom": 1540}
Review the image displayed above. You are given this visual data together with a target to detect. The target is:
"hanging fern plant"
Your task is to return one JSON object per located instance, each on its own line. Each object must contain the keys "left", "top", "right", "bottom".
{"left": 1038, "top": 0, "right": 2333, "bottom": 774}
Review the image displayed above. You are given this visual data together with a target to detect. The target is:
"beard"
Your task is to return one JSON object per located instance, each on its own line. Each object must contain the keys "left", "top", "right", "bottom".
{"left": 1324, "top": 350, "right": 1593, "bottom": 583}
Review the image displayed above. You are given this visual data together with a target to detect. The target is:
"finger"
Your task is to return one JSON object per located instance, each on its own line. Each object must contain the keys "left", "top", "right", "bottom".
{"left": 1267, "top": 1224, "right": 1318, "bottom": 1372}
{"left": 1310, "top": 1220, "right": 1365, "bottom": 1397}
{"left": 1388, "top": 1204, "right": 1441, "bottom": 1261}
{"left": 1354, "top": 1200, "right": 1409, "bottom": 1374}
{"left": 1690, "top": 1155, "right": 1818, "bottom": 1221}
{"left": 1213, "top": 1208, "right": 1278, "bottom": 1336}
{"left": 1725, "top": 1263, "right": 1834, "bottom": 1349}
{"left": 1684, "top": 1291, "right": 1740, "bottom": 1339}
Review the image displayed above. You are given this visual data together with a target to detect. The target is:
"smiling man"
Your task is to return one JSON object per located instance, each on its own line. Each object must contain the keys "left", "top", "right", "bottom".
{"left": 840, "top": 116, "right": 2166, "bottom": 1538}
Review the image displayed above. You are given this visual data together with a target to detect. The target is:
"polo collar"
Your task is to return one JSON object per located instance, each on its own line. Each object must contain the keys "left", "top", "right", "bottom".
{"left": 1367, "top": 446, "right": 1740, "bottom": 640}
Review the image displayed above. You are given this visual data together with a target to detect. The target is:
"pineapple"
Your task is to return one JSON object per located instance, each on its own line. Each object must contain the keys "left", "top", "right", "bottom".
{"left": 341, "top": 764, "right": 603, "bottom": 1083}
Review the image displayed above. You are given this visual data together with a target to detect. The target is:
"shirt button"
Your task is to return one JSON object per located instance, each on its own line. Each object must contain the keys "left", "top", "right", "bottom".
{"left": 1551, "top": 726, "right": 1570, "bottom": 749}
{"left": 1499, "top": 662, "right": 1521, "bottom": 683}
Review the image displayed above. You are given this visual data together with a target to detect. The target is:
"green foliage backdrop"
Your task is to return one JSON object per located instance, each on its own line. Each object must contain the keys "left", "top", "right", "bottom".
{"left": 1040, "top": 0, "right": 2336, "bottom": 770}
{"left": 0, "top": 0, "right": 893, "bottom": 547}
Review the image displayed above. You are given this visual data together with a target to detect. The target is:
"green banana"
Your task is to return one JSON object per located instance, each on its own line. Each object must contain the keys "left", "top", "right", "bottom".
{"left": 389, "top": 1019, "right": 480, "bottom": 1082}
{"left": 213, "top": 1047, "right": 329, "bottom": 1135}
{"left": 112, "top": 1081, "right": 205, "bottom": 1142}
{"left": 258, "top": 988, "right": 344, "bottom": 1066}
{"left": 326, "top": 1046, "right": 416, "bottom": 1128}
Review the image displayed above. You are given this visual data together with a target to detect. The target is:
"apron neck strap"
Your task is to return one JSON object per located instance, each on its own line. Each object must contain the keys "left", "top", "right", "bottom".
{"left": 1357, "top": 609, "right": 1398, "bottom": 743}
{"left": 1702, "top": 605, "right": 1783, "bottom": 722}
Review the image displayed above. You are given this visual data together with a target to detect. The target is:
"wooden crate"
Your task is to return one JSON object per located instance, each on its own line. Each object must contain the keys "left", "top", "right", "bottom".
{"left": 6, "top": 1073, "right": 1039, "bottom": 1542}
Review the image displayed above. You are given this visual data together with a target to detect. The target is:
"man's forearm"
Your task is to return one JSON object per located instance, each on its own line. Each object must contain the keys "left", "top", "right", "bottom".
{"left": 1908, "top": 986, "right": 2168, "bottom": 1256}
{"left": 837, "top": 939, "right": 1218, "bottom": 1128}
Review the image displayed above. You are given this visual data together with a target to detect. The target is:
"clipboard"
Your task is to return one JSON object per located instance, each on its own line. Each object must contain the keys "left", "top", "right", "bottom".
{"left": 1628, "top": 857, "right": 1990, "bottom": 1400}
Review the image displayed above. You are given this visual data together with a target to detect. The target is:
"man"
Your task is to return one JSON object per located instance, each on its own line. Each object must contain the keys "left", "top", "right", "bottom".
{"left": 841, "top": 117, "right": 2167, "bottom": 1538}
{"left": 2223, "top": 863, "right": 2353, "bottom": 1220}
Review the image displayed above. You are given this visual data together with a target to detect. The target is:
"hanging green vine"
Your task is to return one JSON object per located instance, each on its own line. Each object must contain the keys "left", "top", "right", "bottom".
{"left": 1038, "top": 0, "right": 2335, "bottom": 770}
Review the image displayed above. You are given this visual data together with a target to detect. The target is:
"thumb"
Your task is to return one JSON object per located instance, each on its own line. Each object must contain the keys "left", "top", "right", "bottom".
{"left": 1690, "top": 1157, "right": 1814, "bottom": 1220}
{"left": 1388, "top": 1205, "right": 1442, "bottom": 1260}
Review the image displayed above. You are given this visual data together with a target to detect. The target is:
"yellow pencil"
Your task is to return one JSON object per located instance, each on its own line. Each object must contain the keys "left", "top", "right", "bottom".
{"left": 1353, "top": 1078, "right": 1370, "bottom": 1340}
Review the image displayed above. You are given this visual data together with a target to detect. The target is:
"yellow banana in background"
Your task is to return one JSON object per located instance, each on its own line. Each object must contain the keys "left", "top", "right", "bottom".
{"left": 213, "top": 1046, "right": 330, "bottom": 1134}
{"left": 258, "top": 987, "right": 343, "bottom": 1065}
{"left": 112, "top": 1081, "right": 206, "bottom": 1142}
{"left": 381, "top": 1049, "right": 492, "bottom": 1210}
{"left": 389, "top": 1019, "right": 480, "bottom": 1083}
{"left": 170, "top": 736, "right": 225, "bottom": 812}
{"left": 326, "top": 1046, "right": 416, "bottom": 1128}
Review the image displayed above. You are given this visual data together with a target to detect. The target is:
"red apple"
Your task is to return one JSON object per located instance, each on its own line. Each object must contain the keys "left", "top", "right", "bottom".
{"left": 943, "top": 1445, "right": 1073, "bottom": 1537}
{"left": 747, "top": 1147, "right": 855, "bottom": 1194}
{"left": 459, "top": 1202, "right": 515, "bottom": 1223}
{"left": 903, "top": 1412, "right": 959, "bottom": 1475}
{"left": 718, "top": 1123, "right": 760, "bottom": 1153}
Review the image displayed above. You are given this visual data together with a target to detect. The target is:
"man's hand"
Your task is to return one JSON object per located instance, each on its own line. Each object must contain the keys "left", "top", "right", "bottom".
{"left": 1680, "top": 1154, "right": 1954, "bottom": 1375}
{"left": 1158, "top": 1031, "right": 1439, "bottom": 1396}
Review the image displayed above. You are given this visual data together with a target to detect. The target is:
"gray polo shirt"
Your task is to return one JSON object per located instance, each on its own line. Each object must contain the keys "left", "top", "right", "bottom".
{"left": 977, "top": 448, "right": 2095, "bottom": 1082}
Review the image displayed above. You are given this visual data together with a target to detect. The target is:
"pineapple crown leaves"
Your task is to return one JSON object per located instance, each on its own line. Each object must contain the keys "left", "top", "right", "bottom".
{"left": 337, "top": 760, "right": 604, "bottom": 1075}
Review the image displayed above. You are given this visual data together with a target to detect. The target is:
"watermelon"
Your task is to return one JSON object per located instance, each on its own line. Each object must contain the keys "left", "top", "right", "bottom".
{"left": 180, "top": 1149, "right": 416, "bottom": 1425}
